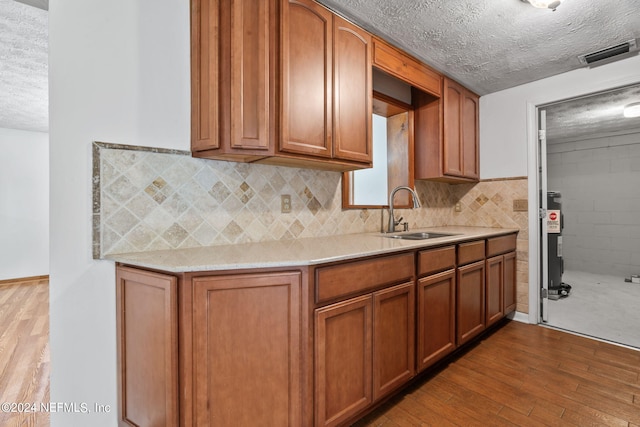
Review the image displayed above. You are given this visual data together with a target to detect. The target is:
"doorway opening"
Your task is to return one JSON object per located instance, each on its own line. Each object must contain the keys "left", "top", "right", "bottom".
{"left": 537, "top": 83, "right": 640, "bottom": 348}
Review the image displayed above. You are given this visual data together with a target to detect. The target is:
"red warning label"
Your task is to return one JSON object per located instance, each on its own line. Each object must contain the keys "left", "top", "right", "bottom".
{"left": 547, "top": 210, "right": 560, "bottom": 233}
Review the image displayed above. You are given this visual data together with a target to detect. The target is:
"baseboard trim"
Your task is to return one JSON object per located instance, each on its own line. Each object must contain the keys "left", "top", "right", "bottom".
{"left": 0, "top": 275, "right": 50, "bottom": 286}
{"left": 508, "top": 311, "right": 531, "bottom": 324}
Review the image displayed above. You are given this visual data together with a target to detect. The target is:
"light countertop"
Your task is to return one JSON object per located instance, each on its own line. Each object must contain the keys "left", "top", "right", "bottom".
{"left": 106, "top": 226, "right": 519, "bottom": 273}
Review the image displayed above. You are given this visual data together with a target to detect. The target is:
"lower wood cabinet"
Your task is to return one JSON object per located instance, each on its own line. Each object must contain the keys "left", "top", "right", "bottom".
{"left": 116, "top": 266, "right": 179, "bottom": 427}
{"left": 486, "top": 251, "right": 518, "bottom": 327}
{"left": 456, "top": 260, "right": 486, "bottom": 346}
{"left": 373, "top": 283, "right": 415, "bottom": 400}
{"left": 115, "top": 232, "right": 518, "bottom": 426}
{"left": 417, "top": 269, "right": 456, "bottom": 371}
{"left": 504, "top": 251, "right": 517, "bottom": 314}
{"left": 192, "top": 272, "right": 304, "bottom": 426}
{"left": 486, "top": 255, "right": 505, "bottom": 327}
{"left": 315, "top": 282, "right": 414, "bottom": 427}
{"left": 486, "top": 234, "right": 518, "bottom": 321}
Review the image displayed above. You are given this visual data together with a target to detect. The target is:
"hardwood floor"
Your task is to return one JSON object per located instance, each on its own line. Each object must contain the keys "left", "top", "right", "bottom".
{"left": 0, "top": 278, "right": 50, "bottom": 427}
{"left": 1, "top": 280, "right": 639, "bottom": 427}
{"left": 354, "top": 320, "right": 640, "bottom": 427}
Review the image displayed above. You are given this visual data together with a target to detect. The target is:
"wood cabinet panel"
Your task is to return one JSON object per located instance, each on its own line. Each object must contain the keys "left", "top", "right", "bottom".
{"left": 416, "top": 77, "right": 479, "bottom": 183}
{"left": 280, "top": 0, "right": 333, "bottom": 158}
{"left": 487, "top": 233, "right": 517, "bottom": 257}
{"left": 373, "top": 282, "right": 415, "bottom": 400}
{"left": 191, "top": 0, "right": 219, "bottom": 151}
{"left": 443, "top": 79, "right": 463, "bottom": 177}
{"left": 315, "top": 295, "right": 372, "bottom": 427}
{"left": 116, "top": 266, "right": 178, "bottom": 427}
{"left": 413, "top": 89, "right": 442, "bottom": 180}
{"left": 486, "top": 255, "right": 504, "bottom": 327}
{"left": 333, "top": 16, "right": 372, "bottom": 163}
{"left": 192, "top": 272, "right": 302, "bottom": 426}
{"left": 458, "top": 240, "right": 485, "bottom": 265}
{"left": 504, "top": 251, "right": 517, "bottom": 314}
{"left": 417, "top": 269, "right": 456, "bottom": 371}
{"left": 418, "top": 245, "right": 456, "bottom": 277}
{"left": 456, "top": 260, "right": 485, "bottom": 345}
{"left": 229, "top": 0, "right": 270, "bottom": 150}
{"left": 462, "top": 91, "right": 479, "bottom": 179}
{"left": 315, "top": 252, "right": 414, "bottom": 303}
{"left": 372, "top": 37, "right": 441, "bottom": 97}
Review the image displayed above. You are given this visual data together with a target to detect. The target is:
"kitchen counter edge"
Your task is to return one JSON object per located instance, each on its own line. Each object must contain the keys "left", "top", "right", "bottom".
{"left": 105, "top": 226, "right": 519, "bottom": 273}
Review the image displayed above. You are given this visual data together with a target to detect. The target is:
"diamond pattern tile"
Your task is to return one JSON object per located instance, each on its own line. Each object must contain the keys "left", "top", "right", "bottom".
{"left": 94, "top": 144, "right": 529, "bottom": 313}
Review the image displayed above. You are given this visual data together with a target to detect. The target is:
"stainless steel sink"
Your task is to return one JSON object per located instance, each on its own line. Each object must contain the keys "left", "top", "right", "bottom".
{"left": 383, "top": 231, "right": 455, "bottom": 240}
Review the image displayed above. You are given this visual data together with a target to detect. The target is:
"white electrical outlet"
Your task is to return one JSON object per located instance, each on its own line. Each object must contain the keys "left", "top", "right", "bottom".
{"left": 281, "top": 194, "right": 291, "bottom": 213}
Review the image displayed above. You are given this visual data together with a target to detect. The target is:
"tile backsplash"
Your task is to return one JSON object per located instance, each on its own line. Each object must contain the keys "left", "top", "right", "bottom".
{"left": 94, "top": 142, "right": 529, "bottom": 312}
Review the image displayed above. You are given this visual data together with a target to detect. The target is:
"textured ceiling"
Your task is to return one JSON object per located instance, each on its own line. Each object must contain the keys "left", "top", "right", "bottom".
{"left": 318, "top": 0, "right": 640, "bottom": 96}
{"left": 0, "top": 0, "right": 47, "bottom": 133}
{"left": 544, "top": 83, "right": 640, "bottom": 142}
{"left": 1, "top": 0, "right": 640, "bottom": 138}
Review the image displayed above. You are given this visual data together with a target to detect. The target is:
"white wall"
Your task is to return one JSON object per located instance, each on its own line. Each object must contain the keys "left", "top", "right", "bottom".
{"left": 0, "top": 127, "right": 49, "bottom": 281}
{"left": 548, "top": 131, "right": 640, "bottom": 276}
{"left": 480, "top": 55, "right": 640, "bottom": 179}
{"left": 48, "top": 0, "right": 189, "bottom": 425}
{"left": 480, "top": 54, "right": 640, "bottom": 323}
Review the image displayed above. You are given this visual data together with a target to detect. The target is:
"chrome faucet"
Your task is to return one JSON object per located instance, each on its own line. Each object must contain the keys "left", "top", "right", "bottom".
{"left": 387, "top": 186, "right": 421, "bottom": 233}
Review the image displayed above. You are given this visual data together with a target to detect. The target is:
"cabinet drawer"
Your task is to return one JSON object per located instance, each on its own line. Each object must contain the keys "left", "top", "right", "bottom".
{"left": 417, "top": 246, "right": 456, "bottom": 277}
{"left": 316, "top": 252, "right": 414, "bottom": 304}
{"left": 458, "top": 240, "right": 485, "bottom": 265}
{"left": 372, "top": 38, "right": 441, "bottom": 97}
{"left": 486, "top": 234, "right": 517, "bottom": 257}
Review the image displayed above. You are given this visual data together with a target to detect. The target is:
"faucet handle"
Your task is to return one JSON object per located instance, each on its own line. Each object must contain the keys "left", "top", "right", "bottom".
{"left": 394, "top": 216, "right": 404, "bottom": 226}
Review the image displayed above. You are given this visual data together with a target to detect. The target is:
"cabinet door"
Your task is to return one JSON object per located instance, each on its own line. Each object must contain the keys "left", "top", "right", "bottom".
{"left": 443, "top": 78, "right": 463, "bottom": 177}
{"left": 486, "top": 255, "right": 504, "bottom": 327}
{"left": 462, "top": 90, "right": 479, "bottom": 179}
{"left": 456, "top": 260, "right": 485, "bottom": 345}
{"left": 442, "top": 77, "right": 479, "bottom": 180}
{"left": 373, "top": 282, "right": 415, "bottom": 401}
{"left": 315, "top": 295, "right": 372, "bottom": 427}
{"left": 116, "top": 266, "right": 178, "bottom": 427}
{"left": 280, "top": 0, "right": 333, "bottom": 158}
{"left": 504, "top": 251, "right": 517, "bottom": 314}
{"left": 227, "top": 0, "right": 271, "bottom": 150}
{"left": 333, "top": 16, "right": 372, "bottom": 163}
{"left": 417, "top": 269, "right": 456, "bottom": 372}
{"left": 191, "top": 0, "right": 220, "bottom": 151}
{"left": 192, "top": 272, "right": 302, "bottom": 427}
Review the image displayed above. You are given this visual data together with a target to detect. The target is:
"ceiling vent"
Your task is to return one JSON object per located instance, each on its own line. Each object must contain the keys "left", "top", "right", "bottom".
{"left": 578, "top": 39, "right": 638, "bottom": 66}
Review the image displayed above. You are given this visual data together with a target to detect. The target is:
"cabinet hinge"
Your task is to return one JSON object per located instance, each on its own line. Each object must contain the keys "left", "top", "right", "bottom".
{"left": 538, "top": 208, "right": 547, "bottom": 219}
{"left": 538, "top": 129, "right": 546, "bottom": 140}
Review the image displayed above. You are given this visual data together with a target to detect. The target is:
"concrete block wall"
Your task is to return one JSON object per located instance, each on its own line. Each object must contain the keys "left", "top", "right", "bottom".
{"left": 547, "top": 131, "right": 640, "bottom": 277}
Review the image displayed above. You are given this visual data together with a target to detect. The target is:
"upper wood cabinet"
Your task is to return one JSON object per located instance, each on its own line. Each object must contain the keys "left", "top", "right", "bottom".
{"left": 281, "top": 0, "right": 372, "bottom": 164}
{"left": 443, "top": 77, "right": 479, "bottom": 180}
{"left": 191, "top": 0, "right": 274, "bottom": 157}
{"left": 280, "top": 0, "right": 333, "bottom": 159}
{"left": 332, "top": 16, "right": 372, "bottom": 163}
{"left": 191, "top": 0, "right": 372, "bottom": 171}
{"left": 414, "top": 77, "right": 479, "bottom": 183}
